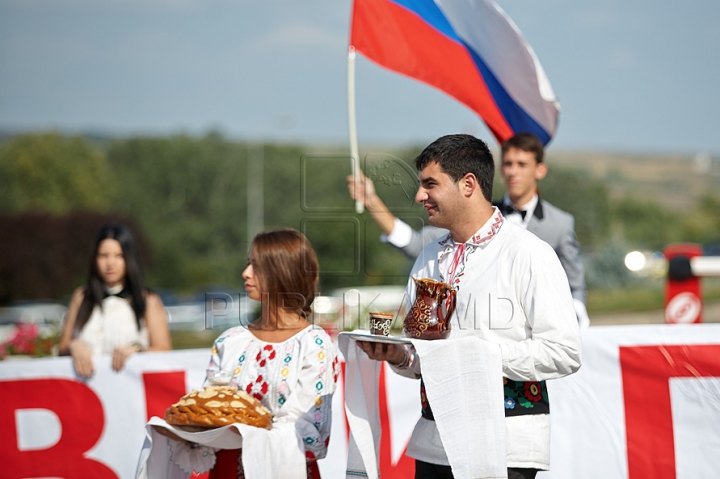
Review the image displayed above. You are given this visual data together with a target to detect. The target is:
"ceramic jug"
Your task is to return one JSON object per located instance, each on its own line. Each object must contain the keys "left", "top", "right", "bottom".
{"left": 403, "top": 278, "right": 456, "bottom": 340}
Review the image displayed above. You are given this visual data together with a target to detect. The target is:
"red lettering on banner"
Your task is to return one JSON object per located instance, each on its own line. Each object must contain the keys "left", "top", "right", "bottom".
{"left": 142, "top": 370, "right": 187, "bottom": 420}
{"left": 0, "top": 378, "right": 117, "bottom": 479}
{"left": 378, "top": 365, "right": 415, "bottom": 478}
{"left": 144, "top": 372, "right": 212, "bottom": 478}
{"left": 620, "top": 345, "right": 720, "bottom": 479}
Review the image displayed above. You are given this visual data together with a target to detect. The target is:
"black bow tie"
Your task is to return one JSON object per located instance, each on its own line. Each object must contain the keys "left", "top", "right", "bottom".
{"left": 104, "top": 288, "right": 129, "bottom": 299}
{"left": 505, "top": 204, "right": 527, "bottom": 219}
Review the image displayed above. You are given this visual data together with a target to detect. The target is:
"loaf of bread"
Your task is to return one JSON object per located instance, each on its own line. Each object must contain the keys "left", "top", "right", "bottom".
{"left": 165, "top": 386, "right": 273, "bottom": 429}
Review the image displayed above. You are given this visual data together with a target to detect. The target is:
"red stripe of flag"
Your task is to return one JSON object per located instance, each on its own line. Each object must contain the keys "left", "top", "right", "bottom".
{"left": 350, "top": 0, "right": 513, "bottom": 142}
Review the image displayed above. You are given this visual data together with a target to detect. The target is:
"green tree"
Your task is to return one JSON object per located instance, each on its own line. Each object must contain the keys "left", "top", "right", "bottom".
{"left": 262, "top": 146, "right": 415, "bottom": 291}
{"left": 107, "top": 133, "right": 249, "bottom": 290}
{"left": 0, "top": 133, "right": 111, "bottom": 214}
{"left": 614, "top": 197, "right": 683, "bottom": 250}
{"left": 681, "top": 194, "right": 720, "bottom": 244}
{"left": 539, "top": 166, "right": 612, "bottom": 250}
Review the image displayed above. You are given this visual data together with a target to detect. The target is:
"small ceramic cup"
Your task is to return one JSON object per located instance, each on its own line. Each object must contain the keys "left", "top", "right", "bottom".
{"left": 369, "top": 312, "right": 394, "bottom": 336}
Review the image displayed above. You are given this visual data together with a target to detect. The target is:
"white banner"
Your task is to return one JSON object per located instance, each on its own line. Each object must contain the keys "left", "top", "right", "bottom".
{"left": 540, "top": 324, "right": 720, "bottom": 479}
{"left": 2, "top": 324, "right": 720, "bottom": 479}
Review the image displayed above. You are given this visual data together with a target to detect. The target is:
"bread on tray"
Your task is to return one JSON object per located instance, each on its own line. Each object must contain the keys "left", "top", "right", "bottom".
{"left": 165, "top": 386, "right": 272, "bottom": 430}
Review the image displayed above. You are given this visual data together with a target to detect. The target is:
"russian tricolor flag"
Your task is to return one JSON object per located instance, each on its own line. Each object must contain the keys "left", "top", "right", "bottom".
{"left": 350, "top": 0, "right": 560, "bottom": 145}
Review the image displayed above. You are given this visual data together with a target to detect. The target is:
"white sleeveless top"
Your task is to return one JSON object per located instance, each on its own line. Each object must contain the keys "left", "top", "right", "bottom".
{"left": 78, "top": 292, "right": 149, "bottom": 355}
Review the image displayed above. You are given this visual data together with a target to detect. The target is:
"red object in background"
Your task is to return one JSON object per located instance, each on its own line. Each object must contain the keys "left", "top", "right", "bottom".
{"left": 377, "top": 364, "right": 415, "bottom": 477}
{"left": 142, "top": 370, "right": 186, "bottom": 421}
{"left": 663, "top": 243, "right": 703, "bottom": 323}
{"left": 620, "top": 344, "right": 720, "bottom": 479}
{"left": 0, "top": 378, "right": 117, "bottom": 479}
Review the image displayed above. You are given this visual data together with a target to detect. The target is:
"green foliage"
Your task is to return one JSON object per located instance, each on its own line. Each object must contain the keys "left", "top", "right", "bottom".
{"left": 586, "top": 285, "right": 665, "bottom": 314}
{"left": 612, "top": 192, "right": 720, "bottom": 251}
{"left": 540, "top": 167, "right": 611, "bottom": 249}
{"left": 614, "top": 197, "right": 683, "bottom": 250}
{"left": 487, "top": 159, "right": 612, "bottom": 250}
{"left": 680, "top": 194, "right": 720, "bottom": 244}
{"left": 104, "top": 136, "right": 413, "bottom": 294}
{"left": 0, "top": 133, "right": 111, "bottom": 214}
{"left": 170, "top": 330, "right": 217, "bottom": 350}
{"left": 583, "top": 240, "right": 644, "bottom": 290}
{"left": 1, "top": 132, "right": 718, "bottom": 307}
{"left": 107, "top": 133, "right": 250, "bottom": 290}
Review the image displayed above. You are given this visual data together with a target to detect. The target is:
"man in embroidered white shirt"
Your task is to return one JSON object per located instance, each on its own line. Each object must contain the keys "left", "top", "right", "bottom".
{"left": 347, "top": 133, "right": 589, "bottom": 328}
{"left": 358, "top": 134, "right": 582, "bottom": 479}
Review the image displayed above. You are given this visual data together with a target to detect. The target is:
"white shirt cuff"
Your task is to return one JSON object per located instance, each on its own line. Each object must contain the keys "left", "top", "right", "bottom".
{"left": 380, "top": 218, "right": 413, "bottom": 248}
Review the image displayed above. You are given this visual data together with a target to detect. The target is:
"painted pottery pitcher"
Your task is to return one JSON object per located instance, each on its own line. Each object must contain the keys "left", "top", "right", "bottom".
{"left": 403, "top": 278, "right": 456, "bottom": 340}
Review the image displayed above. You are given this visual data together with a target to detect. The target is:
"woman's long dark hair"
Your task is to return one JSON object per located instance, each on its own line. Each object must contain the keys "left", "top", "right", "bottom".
{"left": 74, "top": 224, "right": 146, "bottom": 335}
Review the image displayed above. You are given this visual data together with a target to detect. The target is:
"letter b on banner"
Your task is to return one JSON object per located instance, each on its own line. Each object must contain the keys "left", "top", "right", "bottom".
{"left": 0, "top": 378, "right": 117, "bottom": 479}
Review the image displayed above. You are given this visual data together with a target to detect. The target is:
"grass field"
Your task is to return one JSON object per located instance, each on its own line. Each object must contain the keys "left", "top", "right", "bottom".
{"left": 587, "top": 278, "right": 720, "bottom": 314}
{"left": 170, "top": 329, "right": 218, "bottom": 351}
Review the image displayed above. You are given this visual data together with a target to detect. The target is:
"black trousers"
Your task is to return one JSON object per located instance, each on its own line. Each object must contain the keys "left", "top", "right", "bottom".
{"left": 415, "top": 460, "right": 538, "bottom": 479}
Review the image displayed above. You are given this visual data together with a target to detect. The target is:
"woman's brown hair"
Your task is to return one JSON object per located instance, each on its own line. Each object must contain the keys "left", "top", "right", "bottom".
{"left": 250, "top": 229, "right": 319, "bottom": 317}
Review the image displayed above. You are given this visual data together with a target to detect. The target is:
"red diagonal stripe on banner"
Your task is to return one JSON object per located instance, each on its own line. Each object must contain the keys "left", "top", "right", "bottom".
{"left": 378, "top": 364, "right": 415, "bottom": 477}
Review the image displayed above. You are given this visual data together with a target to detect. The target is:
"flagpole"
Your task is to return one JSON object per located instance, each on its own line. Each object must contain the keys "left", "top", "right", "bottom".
{"left": 347, "top": 46, "right": 363, "bottom": 214}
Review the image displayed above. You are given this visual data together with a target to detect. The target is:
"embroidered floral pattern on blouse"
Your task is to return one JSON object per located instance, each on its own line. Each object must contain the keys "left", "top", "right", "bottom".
{"left": 301, "top": 330, "right": 331, "bottom": 450}
{"left": 256, "top": 344, "right": 276, "bottom": 367}
{"left": 246, "top": 374, "right": 269, "bottom": 401}
{"left": 208, "top": 326, "right": 337, "bottom": 461}
{"left": 277, "top": 345, "right": 294, "bottom": 406}
{"left": 232, "top": 345, "right": 252, "bottom": 378}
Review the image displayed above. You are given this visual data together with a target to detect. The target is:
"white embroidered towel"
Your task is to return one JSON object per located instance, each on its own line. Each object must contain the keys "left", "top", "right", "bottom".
{"left": 241, "top": 421, "right": 306, "bottom": 479}
{"left": 135, "top": 416, "right": 306, "bottom": 479}
{"left": 339, "top": 333, "right": 507, "bottom": 479}
{"left": 338, "top": 333, "right": 382, "bottom": 479}
{"left": 411, "top": 337, "right": 507, "bottom": 479}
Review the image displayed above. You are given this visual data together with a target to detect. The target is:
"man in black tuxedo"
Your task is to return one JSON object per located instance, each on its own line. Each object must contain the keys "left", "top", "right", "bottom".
{"left": 348, "top": 132, "right": 588, "bottom": 326}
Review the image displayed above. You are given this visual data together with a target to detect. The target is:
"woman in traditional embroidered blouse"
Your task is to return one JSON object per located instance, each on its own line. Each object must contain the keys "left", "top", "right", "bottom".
{"left": 206, "top": 228, "right": 339, "bottom": 479}
{"left": 58, "top": 224, "right": 171, "bottom": 378}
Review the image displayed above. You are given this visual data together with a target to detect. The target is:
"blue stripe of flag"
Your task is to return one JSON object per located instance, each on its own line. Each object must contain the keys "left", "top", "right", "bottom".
{"left": 389, "top": 0, "right": 552, "bottom": 144}
{"left": 466, "top": 45, "right": 551, "bottom": 144}
{"left": 389, "top": 0, "right": 462, "bottom": 43}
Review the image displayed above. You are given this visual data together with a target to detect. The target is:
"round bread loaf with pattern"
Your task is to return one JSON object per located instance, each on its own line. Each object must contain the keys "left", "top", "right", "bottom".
{"left": 165, "top": 386, "right": 272, "bottom": 429}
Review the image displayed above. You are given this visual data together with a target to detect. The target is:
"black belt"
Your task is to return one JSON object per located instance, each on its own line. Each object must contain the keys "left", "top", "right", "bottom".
{"left": 420, "top": 378, "right": 550, "bottom": 421}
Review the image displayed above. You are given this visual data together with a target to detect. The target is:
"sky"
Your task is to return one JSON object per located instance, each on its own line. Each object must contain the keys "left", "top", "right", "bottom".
{"left": 1, "top": 0, "right": 719, "bottom": 155}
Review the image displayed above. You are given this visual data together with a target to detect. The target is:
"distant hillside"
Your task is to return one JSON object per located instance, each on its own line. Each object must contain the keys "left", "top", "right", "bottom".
{"left": 547, "top": 151, "right": 720, "bottom": 210}
{"left": 2, "top": 128, "right": 717, "bottom": 211}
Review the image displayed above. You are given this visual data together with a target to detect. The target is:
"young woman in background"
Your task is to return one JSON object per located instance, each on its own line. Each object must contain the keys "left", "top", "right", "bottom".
{"left": 58, "top": 223, "right": 170, "bottom": 377}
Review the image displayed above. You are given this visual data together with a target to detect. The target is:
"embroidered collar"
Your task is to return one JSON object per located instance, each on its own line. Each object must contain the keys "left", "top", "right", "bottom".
{"left": 468, "top": 207, "right": 505, "bottom": 246}
{"left": 438, "top": 207, "right": 505, "bottom": 247}
{"left": 435, "top": 208, "right": 505, "bottom": 289}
